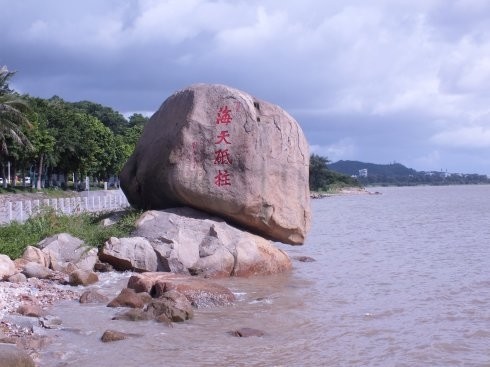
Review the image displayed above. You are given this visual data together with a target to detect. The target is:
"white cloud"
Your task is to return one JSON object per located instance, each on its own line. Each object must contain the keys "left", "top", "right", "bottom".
{"left": 310, "top": 138, "right": 357, "bottom": 162}
{"left": 431, "top": 126, "right": 490, "bottom": 148}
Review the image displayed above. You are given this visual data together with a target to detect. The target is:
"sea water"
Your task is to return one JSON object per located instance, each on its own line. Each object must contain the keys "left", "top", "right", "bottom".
{"left": 39, "top": 185, "right": 490, "bottom": 366}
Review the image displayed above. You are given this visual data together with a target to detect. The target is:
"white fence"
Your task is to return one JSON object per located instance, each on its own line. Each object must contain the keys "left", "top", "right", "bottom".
{"left": 0, "top": 192, "right": 130, "bottom": 225}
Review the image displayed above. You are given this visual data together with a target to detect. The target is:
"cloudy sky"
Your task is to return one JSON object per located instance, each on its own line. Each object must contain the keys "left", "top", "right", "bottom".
{"left": 1, "top": 0, "right": 490, "bottom": 174}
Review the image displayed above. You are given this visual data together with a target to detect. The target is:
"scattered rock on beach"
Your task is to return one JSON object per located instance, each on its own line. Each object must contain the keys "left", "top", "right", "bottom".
{"left": 68, "top": 269, "right": 99, "bottom": 286}
{"left": 107, "top": 288, "right": 152, "bottom": 309}
{"left": 127, "top": 272, "right": 236, "bottom": 308}
{"left": 99, "top": 237, "right": 158, "bottom": 272}
{"left": 22, "top": 262, "right": 53, "bottom": 280}
{"left": 79, "top": 289, "right": 109, "bottom": 304}
{"left": 37, "top": 233, "right": 98, "bottom": 272}
{"left": 0, "top": 254, "right": 16, "bottom": 279}
{"left": 0, "top": 343, "right": 35, "bottom": 367}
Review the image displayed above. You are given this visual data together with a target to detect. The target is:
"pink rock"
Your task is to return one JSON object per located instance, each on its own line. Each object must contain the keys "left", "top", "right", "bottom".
{"left": 120, "top": 84, "right": 311, "bottom": 245}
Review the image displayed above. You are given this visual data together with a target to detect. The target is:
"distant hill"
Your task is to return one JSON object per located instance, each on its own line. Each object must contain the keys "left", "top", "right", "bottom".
{"left": 328, "top": 160, "right": 417, "bottom": 177}
{"left": 327, "top": 160, "right": 489, "bottom": 186}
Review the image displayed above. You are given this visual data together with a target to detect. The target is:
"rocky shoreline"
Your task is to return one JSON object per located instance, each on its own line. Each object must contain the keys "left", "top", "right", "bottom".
{"left": 0, "top": 207, "right": 297, "bottom": 366}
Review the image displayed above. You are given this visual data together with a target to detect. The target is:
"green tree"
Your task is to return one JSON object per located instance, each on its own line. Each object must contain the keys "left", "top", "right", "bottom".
{"left": 309, "top": 153, "right": 358, "bottom": 191}
{"left": 309, "top": 154, "right": 331, "bottom": 191}
{"left": 71, "top": 100, "right": 128, "bottom": 134}
{"left": 0, "top": 66, "right": 33, "bottom": 187}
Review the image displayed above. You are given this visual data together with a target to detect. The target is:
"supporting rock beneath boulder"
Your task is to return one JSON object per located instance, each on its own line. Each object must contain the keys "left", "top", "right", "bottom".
{"left": 102, "top": 207, "right": 292, "bottom": 278}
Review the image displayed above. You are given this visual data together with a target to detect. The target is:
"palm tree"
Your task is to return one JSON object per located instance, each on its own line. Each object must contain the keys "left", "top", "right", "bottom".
{"left": 0, "top": 66, "right": 33, "bottom": 187}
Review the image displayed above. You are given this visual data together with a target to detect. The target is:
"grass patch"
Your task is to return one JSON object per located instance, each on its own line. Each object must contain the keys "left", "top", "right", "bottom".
{"left": 0, "top": 208, "right": 141, "bottom": 259}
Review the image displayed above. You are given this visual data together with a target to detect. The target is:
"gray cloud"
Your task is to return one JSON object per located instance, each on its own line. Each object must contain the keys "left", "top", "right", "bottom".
{"left": 1, "top": 0, "right": 489, "bottom": 174}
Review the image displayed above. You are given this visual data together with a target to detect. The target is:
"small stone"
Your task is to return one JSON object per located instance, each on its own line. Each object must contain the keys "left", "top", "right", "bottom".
{"left": 22, "top": 262, "right": 53, "bottom": 279}
{"left": 17, "top": 302, "right": 43, "bottom": 317}
{"left": 292, "top": 255, "right": 316, "bottom": 263}
{"left": 100, "top": 330, "right": 129, "bottom": 343}
{"left": 39, "top": 315, "right": 63, "bottom": 329}
{"left": 8, "top": 273, "right": 27, "bottom": 283}
{"left": 112, "top": 309, "right": 152, "bottom": 321}
{"left": 229, "top": 327, "right": 265, "bottom": 337}
{"left": 93, "top": 261, "right": 114, "bottom": 272}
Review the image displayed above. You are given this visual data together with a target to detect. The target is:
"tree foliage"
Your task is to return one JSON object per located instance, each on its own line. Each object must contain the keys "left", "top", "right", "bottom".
{"left": 0, "top": 67, "right": 149, "bottom": 190}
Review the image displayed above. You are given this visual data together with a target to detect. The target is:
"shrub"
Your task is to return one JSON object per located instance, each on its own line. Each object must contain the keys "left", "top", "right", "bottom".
{"left": 0, "top": 208, "right": 141, "bottom": 259}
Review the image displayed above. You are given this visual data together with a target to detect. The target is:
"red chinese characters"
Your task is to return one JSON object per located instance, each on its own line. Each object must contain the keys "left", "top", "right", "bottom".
{"left": 216, "top": 106, "right": 232, "bottom": 125}
{"left": 214, "top": 170, "right": 231, "bottom": 186}
{"left": 214, "top": 105, "right": 233, "bottom": 186}
{"left": 214, "top": 149, "right": 232, "bottom": 165}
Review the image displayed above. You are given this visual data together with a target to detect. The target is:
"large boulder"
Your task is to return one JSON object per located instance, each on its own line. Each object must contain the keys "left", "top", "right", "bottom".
{"left": 131, "top": 208, "right": 292, "bottom": 277}
{"left": 120, "top": 84, "right": 310, "bottom": 245}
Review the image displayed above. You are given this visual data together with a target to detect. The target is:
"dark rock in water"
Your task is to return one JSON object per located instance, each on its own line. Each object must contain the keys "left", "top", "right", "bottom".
{"left": 101, "top": 330, "right": 132, "bottom": 343}
{"left": 228, "top": 327, "right": 265, "bottom": 337}
{"left": 146, "top": 290, "right": 193, "bottom": 322}
{"left": 79, "top": 289, "right": 110, "bottom": 304}
{"left": 93, "top": 260, "right": 114, "bottom": 272}
{"left": 112, "top": 309, "right": 153, "bottom": 322}
{"left": 292, "top": 255, "right": 316, "bottom": 263}
{"left": 120, "top": 83, "right": 310, "bottom": 245}
{"left": 154, "top": 313, "right": 173, "bottom": 327}
{"left": 39, "top": 316, "right": 63, "bottom": 329}
{"left": 0, "top": 343, "right": 35, "bottom": 367}
{"left": 128, "top": 272, "right": 236, "bottom": 308}
{"left": 69, "top": 269, "right": 99, "bottom": 286}
{"left": 107, "top": 288, "right": 152, "bottom": 309}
